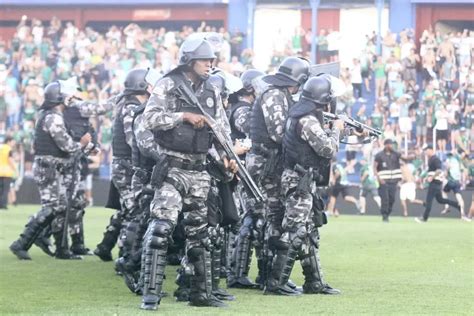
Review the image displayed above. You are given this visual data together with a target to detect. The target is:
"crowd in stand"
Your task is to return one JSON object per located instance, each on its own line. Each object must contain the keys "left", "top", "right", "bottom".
{"left": 0, "top": 17, "right": 472, "bottom": 210}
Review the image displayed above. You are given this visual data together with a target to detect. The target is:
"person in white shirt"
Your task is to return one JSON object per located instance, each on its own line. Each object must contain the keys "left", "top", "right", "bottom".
{"left": 434, "top": 104, "right": 450, "bottom": 153}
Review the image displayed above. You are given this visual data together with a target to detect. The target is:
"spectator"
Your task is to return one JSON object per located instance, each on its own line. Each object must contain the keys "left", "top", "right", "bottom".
{"left": 434, "top": 104, "right": 450, "bottom": 154}
{"left": 350, "top": 58, "right": 363, "bottom": 100}
{"left": 415, "top": 102, "right": 428, "bottom": 146}
{"left": 0, "top": 136, "right": 16, "bottom": 209}
{"left": 373, "top": 55, "right": 386, "bottom": 100}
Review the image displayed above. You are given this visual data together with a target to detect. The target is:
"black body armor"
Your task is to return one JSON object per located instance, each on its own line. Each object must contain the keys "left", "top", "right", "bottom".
{"left": 34, "top": 110, "right": 69, "bottom": 158}
{"left": 154, "top": 73, "right": 216, "bottom": 154}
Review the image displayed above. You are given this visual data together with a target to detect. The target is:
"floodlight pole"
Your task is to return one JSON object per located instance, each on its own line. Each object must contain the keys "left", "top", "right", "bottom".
{"left": 247, "top": 0, "right": 257, "bottom": 49}
{"left": 309, "top": 0, "right": 320, "bottom": 64}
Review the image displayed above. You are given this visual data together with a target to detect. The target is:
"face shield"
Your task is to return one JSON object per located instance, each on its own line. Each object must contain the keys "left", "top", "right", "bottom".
{"left": 58, "top": 76, "right": 82, "bottom": 106}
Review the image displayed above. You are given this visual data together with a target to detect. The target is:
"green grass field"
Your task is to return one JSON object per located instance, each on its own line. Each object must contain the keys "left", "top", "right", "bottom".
{"left": 0, "top": 205, "right": 472, "bottom": 315}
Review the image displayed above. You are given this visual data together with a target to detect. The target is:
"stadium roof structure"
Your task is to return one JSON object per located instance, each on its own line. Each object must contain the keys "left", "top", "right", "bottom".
{"left": 255, "top": 0, "right": 387, "bottom": 8}
{"left": 1, "top": 0, "right": 227, "bottom": 5}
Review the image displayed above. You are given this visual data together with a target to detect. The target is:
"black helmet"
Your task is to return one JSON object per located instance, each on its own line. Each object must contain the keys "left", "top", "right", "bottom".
{"left": 263, "top": 57, "right": 309, "bottom": 87}
{"left": 240, "top": 69, "right": 264, "bottom": 92}
{"left": 301, "top": 75, "right": 333, "bottom": 105}
{"left": 43, "top": 81, "right": 65, "bottom": 105}
{"left": 178, "top": 37, "right": 216, "bottom": 66}
{"left": 124, "top": 68, "right": 149, "bottom": 94}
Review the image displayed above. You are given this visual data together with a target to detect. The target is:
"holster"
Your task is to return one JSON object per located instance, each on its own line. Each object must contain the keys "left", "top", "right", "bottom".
{"left": 261, "top": 149, "right": 281, "bottom": 181}
{"left": 311, "top": 194, "right": 327, "bottom": 228}
{"left": 38, "top": 159, "right": 58, "bottom": 182}
{"left": 150, "top": 155, "right": 170, "bottom": 188}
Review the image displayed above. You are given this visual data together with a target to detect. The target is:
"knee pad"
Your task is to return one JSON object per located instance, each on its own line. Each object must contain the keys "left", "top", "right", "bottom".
{"left": 269, "top": 234, "right": 289, "bottom": 251}
{"left": 37, "top": 207, "right": 54, "bottom": 224}
{"left": 146, "top": 220, "right": 174, "bottom": 249}
{"left": 187, "top": 247, "right": 205, "bottom": 263}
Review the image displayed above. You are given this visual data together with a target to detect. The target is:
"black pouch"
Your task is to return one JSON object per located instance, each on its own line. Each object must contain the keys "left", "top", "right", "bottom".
{"left": 312, "top": 195, "right": 328, "bottom": 228}
{"left": 150, "top": 155, "right": 170, "bottom": 188}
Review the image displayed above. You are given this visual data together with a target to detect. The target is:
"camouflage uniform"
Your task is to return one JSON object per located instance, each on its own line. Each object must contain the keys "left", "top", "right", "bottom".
{"left": 116, "top": 108, "right": 159, "bottom": 293}
{"left": 64, "top": 97, "right": 116, "bottom": 254}
{"left": 245, "top": 86, "right": 294, "bottom": 288}
{"left": 95, "top": 96, "right": 139, "bottom": 260}
{"left": 268, "top": 101, "right": 341, "bottom": 295}
{"left": 10, "top": 108, "right": 83, "bottom": 260}
{"left": 140, "top": 72, "right": 230, "bottom": 308}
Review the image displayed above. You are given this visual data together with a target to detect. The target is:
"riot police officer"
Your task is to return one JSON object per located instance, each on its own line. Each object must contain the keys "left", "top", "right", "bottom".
{"left": 228, "top": 69, "right": 264, "bottom": 141}
{"left": 10, "top": 81, "right": 91, "bottom": 260}
{"left": 115, "top": 77, "right": 157, "bottom": 293}
{"left": 227, "top": 68, "right": 265, "bottom": 288}
{"left": 247, "top": 57, "right": 309, "bottom": 292}
{"left": 268, "top": 75, "right": 343, "bottom": 295}
{"left": 140, "top": 37, "right": 237, "bottom": 310}
{"left": 94, "top": 69, "right": 150, "bottom": 261}
{"left": 60, "top": 93, "right": 116, "bottom": 255}
{"left": 34, "top": 93, "right": 116, "bottom": 257}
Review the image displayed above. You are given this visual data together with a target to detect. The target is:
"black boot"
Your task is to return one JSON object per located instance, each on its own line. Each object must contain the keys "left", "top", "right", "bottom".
{"left": 212, "top": 247, "right": 235, "bottom": 301}
{"left": 264, "top": 247, "right": 301, "bottom": 296}
{"left": 228, "top": 233, "right": 257, "bottom": 289}
{"left": 140, "top": 220, "right": 172, "bottom": 310}
{"left": 174, "top": 264, "right": 191, "bottom": 302}
{"left": 53, "top": 231, "right": 82, "bottom": 260}
{"left": 34, "top": 225, "right": 54, "bottom": 257}
{"left": 71, "top": 228, "right": 93, "bottom": 256}
{"left": 94, "top": 214, "right": 122, "bottom": 262}
{"left": 188, "top": 247, "right": 227, "bottom": 308}
{"left": 301, "top": 232, "right": 340, "bottom": 295}
{"left": 10, "top": 208, "right": 55, "bottom": 260}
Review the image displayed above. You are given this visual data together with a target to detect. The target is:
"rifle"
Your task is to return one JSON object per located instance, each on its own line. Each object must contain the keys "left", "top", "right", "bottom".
{"left": 322, "top": 111, "right": 382, "bottom": 141}
{"left": 176, "top": 83, "right": 264, "bottom": 203}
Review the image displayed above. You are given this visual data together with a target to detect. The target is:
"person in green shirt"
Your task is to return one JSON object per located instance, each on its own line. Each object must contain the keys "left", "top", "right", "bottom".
{"left": 318, "top": 29, "right": 329, "bottom": 63}
{"left": 359, "top": 158, "right": 381, "bottom": 214}
{"left": 415, "top": 102, "right": 428, "bottom": 146}
{"left": 373, "top": 56, "right": 386, "bottom": 99}
{"left": 327, "top": 162, "right": 362, "bottom": 216}
{"left": 441, "top": 151, "right": 469, "bottom": 220}
{"left": 370, "top": 105, "right": 384, "bottom": 131}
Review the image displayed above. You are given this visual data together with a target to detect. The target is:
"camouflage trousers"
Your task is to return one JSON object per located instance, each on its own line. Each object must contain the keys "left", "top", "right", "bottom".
{"left": 280, "top": 169, "right": 315, "bottom": 231}
{"left": 245, "top": 152, "right": 285, "bottom": 245}
{"left": 245, "top": 152, "right": 285, "bottom": 223}
{"left": 150, "top": 167, "right": 211, "bottom": 251}
{"left": 33, "top": 157, "right": 70, "bottom": 233}
{"left": 62, "top": 158, "right": 88, "bottom": 236}
{"left": 111, "top": 157, "right": 135, "bottom": 219}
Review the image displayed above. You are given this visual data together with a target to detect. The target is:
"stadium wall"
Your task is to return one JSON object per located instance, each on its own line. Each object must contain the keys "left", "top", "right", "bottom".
{"left": 16, "top": 178, "right": 473, "bottom": 218}
{"left": 0, "top": 4, "right": 227, "bottom": 40}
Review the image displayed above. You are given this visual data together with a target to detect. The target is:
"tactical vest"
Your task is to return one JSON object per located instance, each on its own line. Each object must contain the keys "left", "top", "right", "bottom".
{"left": 63, "top": 105, "right": 90, "bottom": 141}
{"left": 229, "top": 100, "right": 251, "bottom": 141}
{"left": 112, "top": 96, "right": 141, "bottom": 158}
{"left": 250, "top": 87, "right": 291, "bottom": 148}
{"left": 131, "top": 104, "right": 156, "bottom": 171}
{"left": 154, "top": 72, "right": 216, "bottom": 154}
{"left": 33, "top": 110, "right": 70, "bottom": 158}
{"left": 282, "top": 100, "right": 331, "bottom": 185}
{"left": 375, "top": 150, "right": 402, "bottom": 183}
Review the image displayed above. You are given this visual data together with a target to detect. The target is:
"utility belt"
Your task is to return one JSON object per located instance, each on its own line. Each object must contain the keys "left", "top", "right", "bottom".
{"left": 251, "top": 142, "right": 279, "bottom": 158}
{"left": 150, "top": 155, "right": 206, "bottom": 189}
{"left": 252, "top": 142, "right": 282, "bottom": 181}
